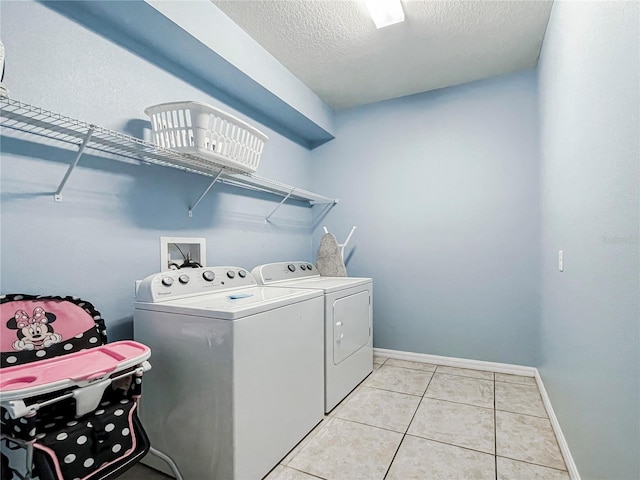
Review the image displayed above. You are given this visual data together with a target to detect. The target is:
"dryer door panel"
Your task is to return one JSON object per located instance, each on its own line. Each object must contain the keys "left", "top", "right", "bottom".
{"left": 333, "top": 291, "right": 370, "bottom": 365}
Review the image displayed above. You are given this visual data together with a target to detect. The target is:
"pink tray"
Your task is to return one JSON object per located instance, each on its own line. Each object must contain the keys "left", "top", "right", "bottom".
{"left": 0, "top": 341, "right": 150, "bottom": 401}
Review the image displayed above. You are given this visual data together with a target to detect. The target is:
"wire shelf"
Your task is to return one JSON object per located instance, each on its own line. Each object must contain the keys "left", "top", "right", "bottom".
{"left": 0, "top": 97, "right": 337, "bottom": 216}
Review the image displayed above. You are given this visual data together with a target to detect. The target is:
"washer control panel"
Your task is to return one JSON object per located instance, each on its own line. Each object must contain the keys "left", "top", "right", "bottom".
{"left": 136, "top": 267, "right": 255, "bottom": 303}
{"left": 251, "top": 262, "right": 319, "bottom": 285}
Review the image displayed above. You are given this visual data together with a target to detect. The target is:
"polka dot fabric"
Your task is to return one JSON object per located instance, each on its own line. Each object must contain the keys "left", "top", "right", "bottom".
{"left": 1, "top": 294, "right": 150, "bottom": 479}
{"left": 0, "top": 407, "right": 37, "bottom": 442}
{"left": 0, "top": 294, "right": 107, "bottom": 369}
{"left": 34, "top": 399, "right": 138, "bottom": 480}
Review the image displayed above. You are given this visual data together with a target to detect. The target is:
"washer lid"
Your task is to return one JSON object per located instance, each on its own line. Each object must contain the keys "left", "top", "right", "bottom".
{"left": 263, "top": 276, "right": 372, "bottom": 294}
{"left": 134, "top": 286, "right": 322, "bottom": 319}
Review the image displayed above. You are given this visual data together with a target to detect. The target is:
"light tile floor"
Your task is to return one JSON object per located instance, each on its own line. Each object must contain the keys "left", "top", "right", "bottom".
{"left": 121, "top": 355, "right": 570, "bottom": 479}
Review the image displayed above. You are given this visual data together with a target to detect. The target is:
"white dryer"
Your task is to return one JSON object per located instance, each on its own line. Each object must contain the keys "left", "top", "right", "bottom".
{"left": 133, "top": 267, "right": 324, "bottom": 480}
{"left": 251, "top": 262, "right": 373, "bottom": 412}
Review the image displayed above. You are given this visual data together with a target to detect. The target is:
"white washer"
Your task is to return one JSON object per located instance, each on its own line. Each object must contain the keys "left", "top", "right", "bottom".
{"left": 133, "top": 267, "right": 324, "bottom": 480}
{"left": 251, "top": 262, "right": 373, "bottom": 412}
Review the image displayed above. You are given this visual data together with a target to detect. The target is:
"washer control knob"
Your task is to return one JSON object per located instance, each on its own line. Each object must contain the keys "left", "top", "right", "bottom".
{"left": 287, "top": 264, "right": 296, "bottom": 272}
{"left": 161, "top": 276, "right": 174, "bottom": 287}
{"left": 238, "top": 270, "right": 247, "bottom": 278}
{"left": 178, "top": 274, "right": 190, "bottom": 285}
{"left": 202, "top": 270, "right": 215, "bottom": 282}
{"left": 227, "top": 270, "right": 236, "bottom": 279}
{"left": 307, "top": 264, "right": 313, "bottom": 270}
{"left": 300, "top": 264, "right": 307, "bottom": 271}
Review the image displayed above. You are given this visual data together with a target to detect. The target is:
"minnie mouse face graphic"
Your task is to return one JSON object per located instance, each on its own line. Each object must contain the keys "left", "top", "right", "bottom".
{"left": 6, "top": 307, "right": 63, "bottom": 351}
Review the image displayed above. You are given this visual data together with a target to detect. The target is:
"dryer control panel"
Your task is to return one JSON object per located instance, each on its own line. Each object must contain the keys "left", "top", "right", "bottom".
{"left": 251, "top": 262, "right": 319, "bottom": 285}
{"left": 135, "top": 267, "right": 256, "bottom": 303}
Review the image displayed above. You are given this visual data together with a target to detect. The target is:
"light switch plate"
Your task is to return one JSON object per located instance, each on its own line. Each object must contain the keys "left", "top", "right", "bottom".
{"left": 558, "top": 250, "right": 564, "bottom": 272}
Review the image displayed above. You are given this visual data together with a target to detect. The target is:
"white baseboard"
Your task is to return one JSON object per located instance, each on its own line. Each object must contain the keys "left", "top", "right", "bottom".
{"left": 373, "top": 347, "right": 536, "bottom": 376}
{"left": 373, "top": 348, "right": 581, "bottom": 480}
{"left": 534, "top": 370, "right": 581, "bottom": 480}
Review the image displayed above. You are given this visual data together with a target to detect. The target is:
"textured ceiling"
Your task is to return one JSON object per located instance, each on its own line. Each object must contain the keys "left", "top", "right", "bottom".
{"left": 212, "top": 0, "right": 553, "bottom": 110}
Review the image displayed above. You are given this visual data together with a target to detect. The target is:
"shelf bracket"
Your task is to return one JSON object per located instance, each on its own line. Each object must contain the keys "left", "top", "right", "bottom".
{"left": 54, "top": 127, "right": 94, "bottom": 202}
{"left": 188, "top": 170, "right": 224, "bottom": 217}
{"left": 310, "top": 199, "right": 339, "bottom": 206}
{"left": 265, "top": 188, "right": 295, "bottom": 223}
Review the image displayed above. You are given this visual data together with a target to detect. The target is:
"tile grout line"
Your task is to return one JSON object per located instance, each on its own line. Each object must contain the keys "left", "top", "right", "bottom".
{"left": 381, "top": 365, "right": 435, "bottom": 480}
{"left": 534, "top": 370, "right": 579, "bottom": 478}
{"left": 379, "top": 362, "right": 437, "bottom": 374}
{"left": 378, "top": 360, "right": 521, "bottom": 382}
{"left": 364, "top": 385, "right": 425, "bottom": 398}
{"left": 495, "top": 406, "right": 548, "bottom": 419}
{"left": 422, "top": 393, "right": 494, "bottom": 410}
{"left": 351, "top": 358, "right": 569, "bottom": 478}
{"left": 331, "top": 415, "right": 414, "bottom": 436}
{"left": 495, "top": 378, "right": 538, "bottom": 386}
{"left": 495, "top": 454, "right": 571, "bottom": 473}
{"left": 403, "top": 433, "right": 496, "bottom": 457}
{"left": 434, "top": 365, "right": 495, "bottom": 381}
{"left": 302, "top": 359, "right": 530, "bottom": 479}
{"left": 433, "top": 369, "right": 495, "bottom": 381}
{"left": 373, "top": 349, "right": 537, "bottom": 378}
{"left": 283, "top": 464, "right": 328, "bottom": 479}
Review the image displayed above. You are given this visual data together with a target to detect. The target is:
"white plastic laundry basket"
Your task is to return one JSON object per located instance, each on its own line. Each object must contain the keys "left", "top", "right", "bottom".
{"left": 145, "top": 101, "right": 268, "bottom": 173}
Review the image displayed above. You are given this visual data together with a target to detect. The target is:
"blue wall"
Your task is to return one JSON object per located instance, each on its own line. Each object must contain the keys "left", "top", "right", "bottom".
{"left": 3, "top": 3, "right": 639, "bottom": 477}
{"left": 310, "top": 70, "right": 541, "bottom": 366}
{"left": 537, "top": 2, "right": 640, "bottom": 479}
{"left": 0, "top": 1, "right": 318, "bottom": 340}
{"left": 41, "top": 0, "right": 336, "bottom": 148}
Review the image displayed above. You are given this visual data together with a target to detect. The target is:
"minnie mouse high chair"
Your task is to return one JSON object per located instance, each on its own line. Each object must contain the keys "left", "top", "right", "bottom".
{"left": 0, "top": 294, "right": 152, "bottom": 480}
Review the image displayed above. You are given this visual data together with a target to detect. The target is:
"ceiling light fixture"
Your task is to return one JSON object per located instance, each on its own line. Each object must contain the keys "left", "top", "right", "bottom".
{"left": 363, "top": 0, "right": 405, "bottom": 29}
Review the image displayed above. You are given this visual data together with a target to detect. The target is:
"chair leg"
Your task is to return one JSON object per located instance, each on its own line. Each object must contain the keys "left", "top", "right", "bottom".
{"left": 1, "top": 440, "right": 31, "bottom": 480}
{"left": 24, "top": 443, "right": 33, "bottom": 480}
{"left": 148, "top": 447, "right": 184, "bottom": 480}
